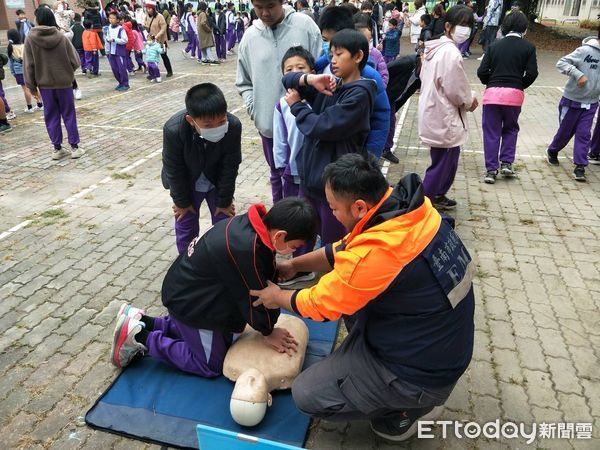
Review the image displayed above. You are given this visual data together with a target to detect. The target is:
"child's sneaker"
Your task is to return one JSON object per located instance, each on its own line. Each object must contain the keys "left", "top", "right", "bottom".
{"left": 150, "top": 78, "right": 157, "bottom": 83}
{"left": 23, "top": 107, "right": 35, "bottom": 114}
{"left": 70, "top": 147, "right": 86, "bottom": 159}
{"left": 547, "top": 150, "right": 559, "bottom": 166}
{"left": 278, "top": 272, "right": 316, "bottom": 287}
{"left": 588, "top": 152, "right": 600, "bottom": 165}
{"left": 0, "top": 123, "right": 12, "bottom": 134}
{"left": 432, "top": 195, "right": 457, "bottom": 210}
{"left": 52, "top": 148, "right": 70, "bottom": 160}
{"left": 381, "top": 149, "right": 399, "bottom": 164}
{"left": 74, "top": 89, "right": 82, "bottom": 100}
{"left": 573, "top": 165, "right": 586, "bottom": 182}
{"left": 484, "top": 170, "right": 497, "bottom": 184}
{"left": 500, "top": 162, "right": 515, "bottom": 177}
{"left": 155, "top": 77, "right": 162, "bottom": 83}
{"left": 117, "top": 302, "right": 146, "bottom": 321}
{"left": 111, "top": 315, "right": 147, "bottom": 368}
{"left": 6, "top": 111, "right": 16, "bottom": 120}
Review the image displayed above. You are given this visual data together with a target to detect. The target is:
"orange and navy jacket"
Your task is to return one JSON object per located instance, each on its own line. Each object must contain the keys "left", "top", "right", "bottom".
{"left": 82, "top": 29, "right": 104, "bottom": 52}
{"left": 162, "top": 204, "right": 279, "bottom": 336}
{"left": 291, "top": 174, "right": 475, "bottom": 387}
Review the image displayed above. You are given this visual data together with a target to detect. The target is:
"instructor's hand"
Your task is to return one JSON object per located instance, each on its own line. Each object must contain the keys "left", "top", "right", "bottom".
{"left": 251, "top": 280, "right": 282, "bottom": 309}
{"left": 276, "top": 260, "right": 297, "bottom": 282}
{"left": 172, "top": 204, "right": 196, "bottom": 221}
{"left": 263, "top": 327, "right": 298, "bottom": 356}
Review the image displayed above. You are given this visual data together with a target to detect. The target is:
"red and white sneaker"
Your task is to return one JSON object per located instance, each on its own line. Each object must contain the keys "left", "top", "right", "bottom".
{"left": 117, "top": 302, "right": 145, "bottom": 321}
{"left": 110, "top": 315, "right": 146, "bottom": 368}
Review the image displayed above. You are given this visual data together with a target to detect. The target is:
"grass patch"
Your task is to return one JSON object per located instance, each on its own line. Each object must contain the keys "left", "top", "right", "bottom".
{"left": 111, "top": 172, "right": 135, "bottom": 180}
{"left": 96, "top": 204, "right": 111, "bottom": 210}
{"left": 40, "top": 209, "right": 68, "bottom": 219}
{"left": 25, "top": 208, "right": 69, "bottom": 228}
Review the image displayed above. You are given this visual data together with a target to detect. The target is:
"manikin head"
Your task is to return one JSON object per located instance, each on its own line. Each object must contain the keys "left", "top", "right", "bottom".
{"left": 230, "top": 368, "right": 272, "bottom": 426}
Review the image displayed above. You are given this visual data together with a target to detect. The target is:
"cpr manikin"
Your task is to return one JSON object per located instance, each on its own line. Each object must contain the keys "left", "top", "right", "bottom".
{"left": 224, "top": 315, "right": 309, "bottom": 426}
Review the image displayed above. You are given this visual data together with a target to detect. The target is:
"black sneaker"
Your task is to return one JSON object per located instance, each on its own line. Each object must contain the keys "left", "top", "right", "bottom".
{"left": 484, "top": 170, "right": 497, "bottom": 184}
{"left": 573, "top": 165, "right": 586, "bottom": 182}
{"left": 381, "top": 149, "right": 399, "bottom": 164}
{"left": 370, "top": 406, "right": 444, "bottom": 442}
{"left": 500, "top": 162, "right": 515, "bottom": 177}
{"left": 166, "top": 73, "right": 173, "bottom": 78}
{"left": 547, "top": 150, "right": 559, "bottom": 166}
{"left": 432, "top": 195, "right": 457, "bottom": 210}
{"left": 588, "top": 153, "right": 600, "bottom": 165}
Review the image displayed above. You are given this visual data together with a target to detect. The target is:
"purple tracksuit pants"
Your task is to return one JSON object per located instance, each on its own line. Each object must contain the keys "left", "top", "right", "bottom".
{"left": 226, "top": 23, "right": 236, "bottom": 50}
{"left": 0, "top": 81, "right": 11, "bottom": 113}
{"left": 39, "top": 87, "right": 79, "bottom": 148}
{"left": 174, "top": 188, "right": 228, "bottom": 254}
{"left": 146, "top": 315, "right": 234, "bottom": 377}
{"left": 590, "top": 111, "right": 600, "bottom": 157}
{"left": 548, "top": 97, "right": 599, "bottom": 166}
{"left": 77, "top": 48, "right": 86, "bottom": 71}
{"left": 84, "top": 51, "right": 100, "bottom": 75}
{"left": 108, "top": 54, "right": 129, "bottom": 87}
{"left": 147, "top": 62, "right": 161, "bottom": 80}
{"left": 185, "top": 30, "right": 197, "bottom": 57}
{"left": 422, "top": 147, "right": 461, "bottom": 198}
{"left": 482, "top": 104, "right": 522, "bottom": 172}
{"left": 303, "top": 192, "right": 346, "bottom": 246}
{"left": 214, "top": 34, "right": 226, "bottom": 59}
{"left": 259, "top": 134, "right": 284, "bottom": 204}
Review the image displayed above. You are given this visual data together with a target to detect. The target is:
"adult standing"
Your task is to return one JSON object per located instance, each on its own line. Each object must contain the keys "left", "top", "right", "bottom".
{"left": 251, "top": 153, "right": 475, "bottom": 442}
{"left": 82, "top": 0, "right": 106, "bottom": 56}
{"left": 235, "top": 0, "right": 321, "bottom": 204}
{"left": 24, "top": 6, "right": 84, "bottom": 160}
{"left": 406, "top": 0, "right": 426, "bottom": 50}
{"left": 197, "top": 2, "right": 219, "bottom": 64}
{"left": 145, "top": 0, "right": 174, "bottom": 77}
{"left": 478, "top": 0, "right": 503, "bottom": 60}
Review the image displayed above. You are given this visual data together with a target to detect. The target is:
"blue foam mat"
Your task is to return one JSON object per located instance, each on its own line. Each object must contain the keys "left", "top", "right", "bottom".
{"left": 86, "top": 316, "right": 339, "bottom": 449}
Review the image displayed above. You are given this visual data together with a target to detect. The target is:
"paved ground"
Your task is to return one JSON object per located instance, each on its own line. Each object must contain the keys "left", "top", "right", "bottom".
{"left": 0, "top": 37, "right": 599, "bottom": 449}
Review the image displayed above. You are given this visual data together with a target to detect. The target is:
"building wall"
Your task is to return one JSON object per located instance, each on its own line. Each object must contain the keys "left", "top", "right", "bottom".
{"left": 538, "top": 0, "right": 600, "bottom": 22}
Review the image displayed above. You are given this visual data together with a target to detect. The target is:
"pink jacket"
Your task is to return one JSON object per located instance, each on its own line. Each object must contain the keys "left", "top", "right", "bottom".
{"left": 170, "top": 15, "right": 180, "bottom": 32}
{"left": 418, "top": 36, "right": 474, "bottom": 149}
{"left": 132, "top": 30, "right": 145, "bottom": 52}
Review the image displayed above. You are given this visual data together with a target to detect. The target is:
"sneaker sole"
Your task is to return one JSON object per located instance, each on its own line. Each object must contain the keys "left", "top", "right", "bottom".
{"left": 278, "top": 273, "right": 316, "bottom": 286}
{"left": 573, "top": 175, "right": 587, "bottom": 182}
{"left": 588, "top": 160, "right": 600, "bottom": 165}
{"left": 371, "top": 406, "right": 445, "bottom": 442}
{"left": 117, "top": 302, "right": 145, "bottom": 321}
{"left": 111, "top": 315, "right": 130, "bottom": 367}
{"left": 0, "top": 128, "right": 12, "bottom": 134}
{"left": 484, "top": 178, "right": 496, "bottom": 184}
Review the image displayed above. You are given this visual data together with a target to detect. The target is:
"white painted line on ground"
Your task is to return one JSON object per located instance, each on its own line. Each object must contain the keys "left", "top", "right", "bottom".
{"left": 0, "top": 220, "right": 32, "bottom": 242}
{"left": 556, "top": 87, "right": 564, "bottom": 93}
{"left": 382, "top": 100, "right": 411, "bottom": 178}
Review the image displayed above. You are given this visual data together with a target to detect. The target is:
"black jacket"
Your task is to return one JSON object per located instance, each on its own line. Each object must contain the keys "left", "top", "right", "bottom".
{"left": 83, "top": 9, "right": 103, "bottom": 29}
{"left": 282, "top": 72, "right": 377, "bottom": 199}
{"left": 162, "top": 204, "right": 280, "bottom": 334}
{"left": 71, "top": 23, "right": 85, "bottom": 50}
{"left": 161, "top": 110, "right": 242, "bottom": 209}
{"left": 214, "top": 12, "right": 226, "bottom": 35}
{"left": 386, "top": 55, "right": 421, "bottom": 111}
{"left": 477, "top": 35, "right": 538, "bottom": 90}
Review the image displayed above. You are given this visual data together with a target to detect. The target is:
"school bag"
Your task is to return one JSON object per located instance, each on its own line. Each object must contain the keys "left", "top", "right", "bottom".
{"left": 0, "top": 53, "right": 8, "bottom": 81}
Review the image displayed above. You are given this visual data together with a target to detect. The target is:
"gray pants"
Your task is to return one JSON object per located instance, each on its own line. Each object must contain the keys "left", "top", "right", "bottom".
{"left": 291, "top": 328, "right": 456, "bottom": 421}
{"left": 482, "top": 26, "right": 499, "bottom": 52}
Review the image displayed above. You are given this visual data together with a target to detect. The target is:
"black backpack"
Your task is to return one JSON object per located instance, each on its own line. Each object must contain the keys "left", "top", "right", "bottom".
{"left": 0, "top": 53, "right": 8, "bottom": 81}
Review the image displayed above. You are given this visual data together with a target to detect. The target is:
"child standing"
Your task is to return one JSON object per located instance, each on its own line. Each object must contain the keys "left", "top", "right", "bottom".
{"left": 130, "top": 19, "right": 147, "bottom": 73}
{"left": 71, "top": 13, "right": 86, "bottom": 73}
{"left": 7, "top": 29, "right": 44, "bottom": 115}
{"left": 235, "top": 12, "right": 244, "bottom": 44}
{"left": 381, "top": 18, "right": 400, "bottom": 64}
{"left": 418, "top": 6, "right": 478, "bottom": 210}
{"left": 170, "top": 12, "right": 180, "bottom": 41}
{"left": 105, "top": 12, "right": 130, "bottom": 91}
{"left": 122, "top": 19, "right": 137, "bottom": 76}
{"left": 0, "top": 53, "right": 15, "bottom": 122}
{"left": 82, "top": 20, "right": 103, "bottom": 76}
{"left": 546, "top": 36, "right": 600, "bottom": 182}
{"left": 213, "top": 3, "right": 227, "bottom": 61}
{"left": 143, "top": 35, "right": 164, "bottom": 82}
{"left": 24, "top": 6, "right": 84, "bottom": 160}
{"left": 110, "top": 198, "right": 318, "bottom": 373}
{"left": 477, "top": 11, "right": 538, "bottom": 184}
{"left": 354, "top": 13, "right": 389, "bottom": 86}
{"left": 282, "top": 29, "right": 377, "bottom": 245}
{"left": 182, "top": 4, "right": 198, "bottom": 58}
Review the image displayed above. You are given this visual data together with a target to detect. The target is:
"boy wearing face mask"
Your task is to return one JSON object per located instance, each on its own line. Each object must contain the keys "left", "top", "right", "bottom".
{"left": 418, "top": 5, "right": 479, "bottom": 210}
{"left": 161, "top": 83, "right": 242, "bottom": 253}
{"left": 110, "top": 197, "right": 319, "bottom": 374}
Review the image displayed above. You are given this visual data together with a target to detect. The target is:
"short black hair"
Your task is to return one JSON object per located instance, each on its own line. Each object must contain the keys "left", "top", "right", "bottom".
{"left": 360, "top": 1, "right": 373, "bottom": 10}
{"left": 339, "top": 2, "right": 358, "bottom": 14}
{"left": 323, "top": 154, "right": 389, "bottom": 205}
{"left": 35, "top": 6, "right": 58, "bottom": 27}
{"left": 502, "top": 10, "right": 528, "bottom": 34}
{"left": 83, "top": 20, "right": 93, "bottom": 29}
{"left": 74, "top": 13, "right": 82, "bottom": 22}
{"left": 281, "top": 46, "right": 315, "bottom": 72}
{"left": 108, "top": 11, "right": 121, "bottom": 19}
{"left": 353, "top": 12, "right": 370, "bottom": 29}
{"left": 444, "top": 5, "right": 474, "bottom": 27}
{"left": 198, "top": 1, "right": 208, "bottom": 10}
{"left": 420, "top": 13, "right": 432, "bottom": 26}
{"left": 389, "top": 18, "right": 398, "bottom": 26}
{"left": 7, "top": 29, "right": 21, "bottom": 45}
{"left": 330, "top": 28, "right": 369, "bottom": 70}
{"left": 16, "top": 9, "right": 24, "bottom": 15}
{"left": 319, "top": 6, "right": 355, "bottom": 32}
{"left": 185, "top": 83, "right": 228, "bottom": 119}
{"left": 263, "top": 197, "right": 318, "bottom": 243}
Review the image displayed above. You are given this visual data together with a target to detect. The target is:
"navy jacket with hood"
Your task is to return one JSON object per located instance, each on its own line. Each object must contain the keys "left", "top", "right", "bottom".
{"left": 282, "top": 71, "right": 377, "bottom": 200}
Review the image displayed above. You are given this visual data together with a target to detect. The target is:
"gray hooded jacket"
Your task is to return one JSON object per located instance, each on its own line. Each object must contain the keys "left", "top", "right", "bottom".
{"left": 557, "top": 36, "right": 600, "bottom": 105}
{"left": 235, "top": 6, "right": 322, "bottom": 138}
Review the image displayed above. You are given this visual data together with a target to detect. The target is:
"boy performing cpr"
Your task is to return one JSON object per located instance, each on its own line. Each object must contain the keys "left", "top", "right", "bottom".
{"left": 110, "top": 198, "right": 318, "bottom": 377}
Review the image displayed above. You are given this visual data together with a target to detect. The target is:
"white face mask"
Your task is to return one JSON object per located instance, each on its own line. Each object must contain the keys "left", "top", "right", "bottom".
{"left": 274, "top": 241, "right": 295, "bottom": 255}
{"left": 451, "top": 25, "right": 471, "bottom": 44}
{"left": 194, "top": 120, "right": 229, "bottom": 143}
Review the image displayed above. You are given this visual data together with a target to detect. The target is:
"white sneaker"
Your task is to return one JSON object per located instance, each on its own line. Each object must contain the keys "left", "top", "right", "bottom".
{"left": 155, "top": 77, "right": 162, "bottom": 83}
{"left": 70, "top": 147, "right": 86, "bottom": 159}
{"left": 23, "top": 107, "right": 34, "bottom": 114}
{"left": 278, "top": 272, "right": 316, "bottom": 287}
{"left": 477, "top": 53, "right": 485, "bottom": 61}
{"left": 34, "top": 105, "right": 44, "bottom": 112}
{"left": 150, "top": 78, "right": 157, "bottom": 83}
{"left": 51, "top": 148, "right": 70, "bottom": 160}
{"left": 74, "top": 89, "right": 82, "bottom": 100}
{"left": 110, "top": 315, "right": 147, "bottom": 368}
{"left": 117, "top": 303, "right": 146, "bottom": 321}
{"left": 181, "top": 48, "right": 188, "bottom": 58}
{"left": 6, "top": 111, "right": 16, "bottom": 120}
